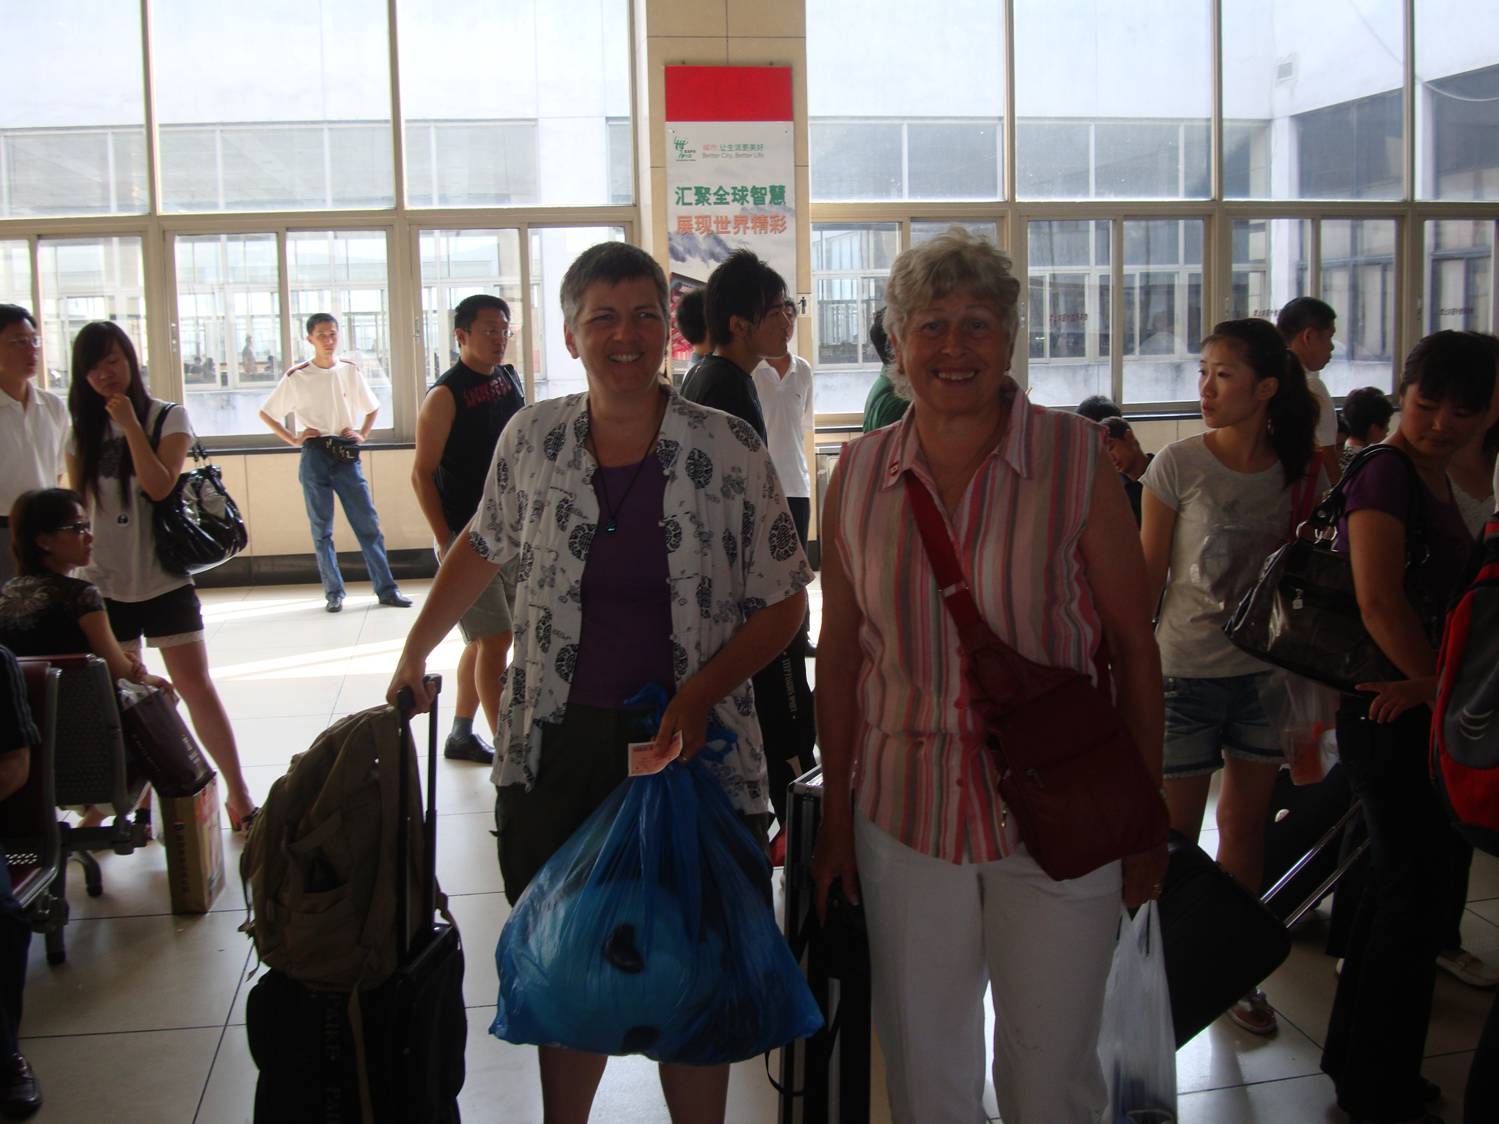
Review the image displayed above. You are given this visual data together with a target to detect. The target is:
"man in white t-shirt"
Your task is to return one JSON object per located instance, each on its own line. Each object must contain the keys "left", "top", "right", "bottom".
{"left": 750, "top": 318, "right": 814, "bottom": 546}
{"left": 1277, "top": 297, "right": 1341, "bottom": 485}
{"left": 0, "top": 305, "right": 69, "bottom": 582}
{"left": 258, "top": 313, "right": 409, "bottom": 613}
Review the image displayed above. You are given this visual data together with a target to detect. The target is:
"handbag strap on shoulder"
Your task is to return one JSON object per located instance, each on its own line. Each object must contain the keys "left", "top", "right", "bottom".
{"left": 1315, "top": 443, "right": 1429, "bottom": 551}
{"left": 903, "top": 474, "right": 1029, "bottom": 674}
{"left": 147, "top": 401, "right": 207, "bottom": 463}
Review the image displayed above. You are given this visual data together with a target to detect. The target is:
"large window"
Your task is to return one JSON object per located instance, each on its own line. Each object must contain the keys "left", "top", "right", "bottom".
{"left": 1222, "top": 0, "right": 1404, "bottom": 200}
{"left": 175, "top": 234, "right": 283, "bottom": 436}
{"left": 1025, "top": 220, "right": 1110, "bottom": 407}
{"left": 528, "top": 226, "right": 627, "bottom": 402}
{"left": 0, "top": 242, "right": 30, "bottom": 309}
{"left": 0, "top": 5, "right": 148, "bottom": 218}
{"left": 1417, "top": 6, "right": 1499, "bottom": 201}
{"left": 1320, "top": 219, "right": 1397, "bottom": 396}
{"left": 1231, "top": 218, "right": 1311, "bottom": 322}
{"left": 1012, "top": 0, "right": 1211, "bottom": 200}
{"left": 1121, "top": 219, "right": 1204, "bottom": 404}
{"left": 154, "top": 0, "right": 394, "bottom": 213}
{"left": 811, "top": 224, "right": 899, "bottom": 415}
{"left": 37, "top": 237, "right": 147, "bottom": 395}
{"left": 176, "top": 229, "right": 392, "bottom": 437}
{"left": 1425, "top": 219, "right": 1494, "bottom": 335}
{"left": 398, "top": 0, "right": 632, "bottom": 208}
{"left": 807, "top": 0, "right": 1003, "bottom": 202}
{"left": 418, "top": 230, "right": 525, "bottom": 387}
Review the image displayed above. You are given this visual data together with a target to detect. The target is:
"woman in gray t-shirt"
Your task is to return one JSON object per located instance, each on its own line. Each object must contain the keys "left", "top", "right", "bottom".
{"left": 1141, "top": 317, "right": 1322, "bottom": 1037}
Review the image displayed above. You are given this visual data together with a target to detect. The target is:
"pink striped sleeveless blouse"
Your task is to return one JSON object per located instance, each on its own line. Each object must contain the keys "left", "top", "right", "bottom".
{"left": 832, "top": 387, "right": 1107, "bottom": 863}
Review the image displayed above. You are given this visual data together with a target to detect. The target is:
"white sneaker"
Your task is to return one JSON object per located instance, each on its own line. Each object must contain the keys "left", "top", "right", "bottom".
{"left": 1436, "top": 947, "right": 1499, "bottom": 989}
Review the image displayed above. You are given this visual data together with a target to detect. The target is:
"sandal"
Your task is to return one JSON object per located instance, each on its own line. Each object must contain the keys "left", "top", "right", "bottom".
{"left": 228, "top": 804, "right": 260, "bottom": 834}
{"left": 1228, "top": 988, "right": 1278, "bottom": 1035}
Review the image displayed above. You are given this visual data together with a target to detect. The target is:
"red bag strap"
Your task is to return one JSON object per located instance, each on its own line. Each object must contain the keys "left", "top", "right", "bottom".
{"left": 904, "top": 474, "right": 984, "bottom": 633}
{"left": 905, "top": 473, "right": 1101, "bottom": 707}
{"left": 1287, "top": 461, "right": 1320, "bottom": 541}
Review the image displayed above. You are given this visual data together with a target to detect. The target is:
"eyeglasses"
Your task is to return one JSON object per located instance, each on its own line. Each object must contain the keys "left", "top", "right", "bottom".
{"left": 475, "top": 327, "right": 513, "bottom": 341}
{"left": 58, "top": 521, "right": 91, "bottom": 535}
{"left": 4, "top": 335, "right": 41, "bottom": 349}
{"left": 774, "top": 301, "right": 798, "bottom": 318}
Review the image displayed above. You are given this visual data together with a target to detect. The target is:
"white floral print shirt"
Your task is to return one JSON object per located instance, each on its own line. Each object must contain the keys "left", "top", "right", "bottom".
{"left": 468, "top": 390, "right": 812, "bottom": 815}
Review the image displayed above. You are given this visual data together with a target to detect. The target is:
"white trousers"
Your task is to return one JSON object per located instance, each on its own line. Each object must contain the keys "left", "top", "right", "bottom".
{"left": 854, "top": 813, "right": 1121, "bottom": 1124}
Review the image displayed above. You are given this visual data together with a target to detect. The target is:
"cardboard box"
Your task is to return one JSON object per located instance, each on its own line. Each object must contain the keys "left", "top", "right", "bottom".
{"left": 161, "top": 775, "right": 225, "bottom": 914}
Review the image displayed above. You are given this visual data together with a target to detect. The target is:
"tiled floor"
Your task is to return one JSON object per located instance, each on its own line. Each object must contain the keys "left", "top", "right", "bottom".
{"left": 16, "top": 580, "right": 1494, "bottom": 1122}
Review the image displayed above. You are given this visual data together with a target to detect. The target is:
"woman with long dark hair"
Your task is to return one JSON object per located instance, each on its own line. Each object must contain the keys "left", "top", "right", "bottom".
{"left": 1140, "top": 316, "right": 1323, "bottom": 1035}
{"left": 0, "top": 487, "right": 169, "bottom": 690}
{"left": 65, "top": 322, "right": 255, "bottom": 830}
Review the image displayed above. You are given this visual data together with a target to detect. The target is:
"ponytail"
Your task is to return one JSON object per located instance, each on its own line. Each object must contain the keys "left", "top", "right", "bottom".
{"left": 1202, "top": 318, "right": 1318, "bottom": 488}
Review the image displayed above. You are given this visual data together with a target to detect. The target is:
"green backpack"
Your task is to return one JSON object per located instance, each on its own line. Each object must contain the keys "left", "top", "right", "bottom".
{"left": 239, "top": 704, "right": 430, "bottom": 990}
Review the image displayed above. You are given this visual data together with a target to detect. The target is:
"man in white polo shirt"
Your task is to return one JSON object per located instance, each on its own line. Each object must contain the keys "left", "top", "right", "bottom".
{"left": 258, "top": 313, "right": 409, "bottom": 613}
{"left": 749, "top": 306, "right": 814, "bottom": 547}
{"left": 0, "top": 305, "right": 68, "bottom": 582}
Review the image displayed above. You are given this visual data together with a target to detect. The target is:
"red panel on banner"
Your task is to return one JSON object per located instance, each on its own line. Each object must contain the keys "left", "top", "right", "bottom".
{"left": 664, "top": 66, "right": 793, "bottom": 122}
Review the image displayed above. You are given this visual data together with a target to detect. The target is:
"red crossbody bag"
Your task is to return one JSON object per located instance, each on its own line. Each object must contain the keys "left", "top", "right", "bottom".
{"left": 905, "top": 475, "right": 1167, "bottom": 881}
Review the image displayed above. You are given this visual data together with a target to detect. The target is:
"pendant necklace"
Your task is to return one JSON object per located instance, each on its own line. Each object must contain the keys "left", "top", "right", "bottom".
{"left": 589, "top": 403, "right": 663, "bottom": 534}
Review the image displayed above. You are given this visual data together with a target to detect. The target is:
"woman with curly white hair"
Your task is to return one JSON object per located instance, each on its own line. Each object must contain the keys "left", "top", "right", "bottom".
{"left": 812, "top": 227, "right": 1165, "bottom": 1122}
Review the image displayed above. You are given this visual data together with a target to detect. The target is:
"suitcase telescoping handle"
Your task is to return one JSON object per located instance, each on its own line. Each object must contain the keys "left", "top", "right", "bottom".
{"left": 394, "top": 675, "right": 442, "bottom": 962}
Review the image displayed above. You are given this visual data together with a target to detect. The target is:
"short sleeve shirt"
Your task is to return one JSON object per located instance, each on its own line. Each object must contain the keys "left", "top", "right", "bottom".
{"left": 1142, "top": 435, "right": 1323, "bottom": 678}
{"left": 1338, "top": 448, "right": 1475, "bottom": 606}
{"left": 0, "top": 385, "right": 70, "bottom": 510}
{"left": 833, "top": 392, "right": 1107, "bottom": 863}
{"left": 750, "top": 355, "right": 814, "bottom": 498}
{"left": 0, "top": 572, "right": 105, "bottom": 656}
{"left": 467, "top": 390, "right": 813, "bottom": 816}
{"left": 1307, "top": 376, "right": 1337, "bottom": 448}
{"left": 68, "top": 399, "right": 194, "bottom": 603}
{"left": 261, "top": 358, "right": 379, "bottom": 434}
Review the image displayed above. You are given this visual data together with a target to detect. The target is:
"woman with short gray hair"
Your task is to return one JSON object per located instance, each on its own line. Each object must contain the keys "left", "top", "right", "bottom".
{"left": 813, "top": 227, "right": 1165, "bottom": 1122}
{"left": 389, "top": 241, "right": 809, "bottom": 1123}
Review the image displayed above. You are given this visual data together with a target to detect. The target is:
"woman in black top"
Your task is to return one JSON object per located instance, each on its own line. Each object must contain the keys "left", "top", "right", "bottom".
{"left": 0, "top": 488, "right": 168, "bottom": 691}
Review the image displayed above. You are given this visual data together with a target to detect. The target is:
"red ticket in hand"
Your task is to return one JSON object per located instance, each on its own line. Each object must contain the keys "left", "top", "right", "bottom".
{"left": 627, "top": 731, "right": 683, "bottom": 777}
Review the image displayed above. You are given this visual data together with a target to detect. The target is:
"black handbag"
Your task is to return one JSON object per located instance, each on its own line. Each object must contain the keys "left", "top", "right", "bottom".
{"left": 1223, "top": 443, "right": 1444, "bottom": 693}
{"left": 149, "top": 403, "right": 249, "bottom": 575}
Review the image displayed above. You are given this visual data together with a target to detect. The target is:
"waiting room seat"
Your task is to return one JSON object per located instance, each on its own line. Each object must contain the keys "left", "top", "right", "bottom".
{"left": 22, "top": 655, "right": 149, "bottom": 926}
{"left": 1, "top": 661, "right": 68, "bottom": 963}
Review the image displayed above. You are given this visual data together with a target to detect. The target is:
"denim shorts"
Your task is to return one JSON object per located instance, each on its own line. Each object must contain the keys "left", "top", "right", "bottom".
{"left": 1162, "top": 671, "right": 1284, "bottom": 778}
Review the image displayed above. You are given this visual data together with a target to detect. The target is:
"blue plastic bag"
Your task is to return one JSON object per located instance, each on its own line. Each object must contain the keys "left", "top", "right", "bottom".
{"left": 490, "top": 699, "right": 823, "bottom": 1064}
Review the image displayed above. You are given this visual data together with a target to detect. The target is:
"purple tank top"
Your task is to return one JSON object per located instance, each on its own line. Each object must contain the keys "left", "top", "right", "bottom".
{"left": 567, "top": 456, "right": 676, "bottom": 708}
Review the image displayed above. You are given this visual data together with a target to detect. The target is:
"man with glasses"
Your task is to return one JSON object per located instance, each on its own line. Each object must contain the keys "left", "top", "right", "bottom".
{"left": 411, "top": 294, "right": 525, "bottom": 764}
{"left": 259, "top": 312, "right": 410, "bottom": 613}
{"left": 750, "top": 298, "right": 814, "bottom": 547}
{"left": 0, "top": 305, "right": 67, "bottom": 582}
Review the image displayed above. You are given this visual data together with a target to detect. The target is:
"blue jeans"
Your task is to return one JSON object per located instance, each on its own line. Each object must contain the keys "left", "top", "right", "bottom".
{"left": 298, "top": 444, "right": 397, "bottom": 600}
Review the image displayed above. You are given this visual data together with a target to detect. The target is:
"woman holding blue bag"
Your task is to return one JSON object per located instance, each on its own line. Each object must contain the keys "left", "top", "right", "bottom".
{"left": 387, "top": 241, "right": 810, "bottom": 1124}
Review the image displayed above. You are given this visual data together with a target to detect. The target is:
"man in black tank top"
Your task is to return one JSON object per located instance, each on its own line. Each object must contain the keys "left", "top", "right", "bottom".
{"left": 412, "top": 294, "right": 526, "bottom": 764}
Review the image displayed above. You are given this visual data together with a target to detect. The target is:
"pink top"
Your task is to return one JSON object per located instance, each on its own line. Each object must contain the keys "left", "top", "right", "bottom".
{"left": 833, "top": 387, "right": 1107, "bottom": 863}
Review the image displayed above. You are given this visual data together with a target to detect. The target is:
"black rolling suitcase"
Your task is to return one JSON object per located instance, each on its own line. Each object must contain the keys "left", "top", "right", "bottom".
{"left": 1161, "top": 770, "right": 1369, "bottom": 1047}
{"left": 776, "top": 765, "right": 871, "bottom": 1124}
{"left": 247, "top": 679, "right": 466, "bottom": 1123}
{"left": 1259, "top": 763, "right": 1356, "bottom": 922}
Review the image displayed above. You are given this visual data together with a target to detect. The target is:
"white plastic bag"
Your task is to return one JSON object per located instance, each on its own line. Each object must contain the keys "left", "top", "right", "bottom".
{"left": 1098, "top": 901, "right": 1177, "bottom": 1123}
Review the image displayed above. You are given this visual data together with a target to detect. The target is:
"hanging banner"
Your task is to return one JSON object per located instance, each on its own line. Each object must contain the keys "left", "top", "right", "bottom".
{"left": 665, "top": 65, "right": 796, "bottom": 363}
